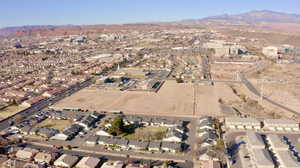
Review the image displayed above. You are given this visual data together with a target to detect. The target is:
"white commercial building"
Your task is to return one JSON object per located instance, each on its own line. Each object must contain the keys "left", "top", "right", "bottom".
{"left": 251, "top": 148, "right": 275, "bottom": 168}
{"left": 225, "top": 118, "right": 261, "bottom": 130}
{"left": 264, "top": 119, "right": 299, "bottom": 131}
{"left": 262, "top": 46, "right": 278, "bottom": 57}
{"left": 266, "top": 134, "right": 289, "bottom": 152}
{"left": 276, "top": 150, "right": 300, "bottom": 168}
{"left": 246, "top": 132, "right": 265, "bottom": 149}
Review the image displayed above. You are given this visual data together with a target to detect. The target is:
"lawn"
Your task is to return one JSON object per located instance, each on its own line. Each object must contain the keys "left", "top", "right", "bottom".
{"left": 0, "top": 105, "right": 27, "bottom": 120}
{"left": 36, "top": 119, "right": 73, "bottom": 131}
{"left": 123, "top": 126, "right": 168, "bottom": 141}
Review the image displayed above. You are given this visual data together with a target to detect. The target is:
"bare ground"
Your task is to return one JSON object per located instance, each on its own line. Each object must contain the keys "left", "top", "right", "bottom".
{"left": 249, "top": 64, "right": 300, "bottom": 114}
{"left": 53, "top": 81, "right": 239, "bottom": 117}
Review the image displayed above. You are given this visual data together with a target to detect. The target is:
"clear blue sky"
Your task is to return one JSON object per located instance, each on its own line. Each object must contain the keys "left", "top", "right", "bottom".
{"left": 1, "top": 0, "right": 300, "bottom": 28}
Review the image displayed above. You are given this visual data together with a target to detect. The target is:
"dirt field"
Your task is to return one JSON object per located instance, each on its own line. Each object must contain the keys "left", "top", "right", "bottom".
{"left": 36, "top": 119, "right": 73, "bottom": 131}
{"left": 211, "top": 63, "right": 253, "bottom": 80}
{"left": 53, "top": 81, "right": 239, "bottom": 117}
{"left": 0, "top": 105, "right": 27, "bottom": 120}
{"left": 249, "top": 64, "right": 300, "bottom": 113}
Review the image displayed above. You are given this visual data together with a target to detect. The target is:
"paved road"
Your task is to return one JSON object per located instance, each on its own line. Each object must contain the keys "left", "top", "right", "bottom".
{"left": 0, "top": 79, "right": 93, "bottom": 131}
{"left": 239, "top": 72, "right": 300, "bottom": 116}
{"left": 197, "top": 80, "right": 241, "bottom": 84}
{"left": 25, "top": 143, "right": 193, "bottom": 168}
{"left": 200, "top": 56, "right": 212, "bottom": 81}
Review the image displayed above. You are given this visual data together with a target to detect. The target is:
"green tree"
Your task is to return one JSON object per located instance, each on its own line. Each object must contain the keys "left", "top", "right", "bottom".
{"left": 109, "top": 116, "right": 125, "bottom": 136}
{"left": 162, "top": 161, "right": 170, "bottom": 168}
{"left": 66, "top": 145, "right": 72, "bottom": 150}
{"left": 176, "top": 78, "right": 184, "bottom": 83}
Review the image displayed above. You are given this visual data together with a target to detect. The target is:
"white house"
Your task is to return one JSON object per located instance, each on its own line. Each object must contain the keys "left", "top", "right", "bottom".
{"left": 96, "top": 127, "right": 111, "bottom": 136}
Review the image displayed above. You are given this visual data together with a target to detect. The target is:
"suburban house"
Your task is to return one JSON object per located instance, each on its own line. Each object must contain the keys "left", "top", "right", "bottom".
{"left": 75, "top": 156, "right": 101, "bottom": 168}
{"left": 77, "top": 115, "right": 97, "bottom": 130}
{"left": 37, "top": 127, "right": 58, "bottom": 138}
{"left": 163, "top": 128, "right": 183, "bottom": 142}
{"left": 198, "top": 119, "right": 214, "bottom": 131}
{"left": 34, "top": 152, "right": 59, "bottom": 164}
{"left": 51, "top": 124, "right": 83, "bottom": 141}
{"left": 174, "top": 125, "right": 185, "bottom": 134}
{"left": 161, "top": 142, "right": 182, "bottom": 153}
{"left": 98, "top": 136, "right": 118, "bottom": 146}
{"left": 16, "top": 148, "right": 39, "bottom": 160}
{"left": 54, "top": 154, "right": 79, "bottom": 168}
{"left": 19, "top": 125, "right": 32, "bottom": 135}
{"left": 126, "top": 163, "right": 150, "bottom": 168}
{"left": 23, "top": 163, "right": 42, "bottom": 168}
{"left": 101, "top": 160, "right": 125, "bottom": 168}
{"left": 148, "top": 141, "right": 161, "bottom": 151}
{"left": 128, "top": 139, "right": 149, "bottom": 150}
{"left": 96, "top": 127, "right": 111, "bottom": 136}
{"left": 86, "top": 135, "right": 99, "bottom": 146}
{"left": 116, "top": 138, "right": 129, "bottom": 149}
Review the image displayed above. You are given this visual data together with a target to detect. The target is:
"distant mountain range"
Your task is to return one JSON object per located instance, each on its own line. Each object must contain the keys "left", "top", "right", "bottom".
{"left": 0, "top": 25, "right": 59, "bottom": 36}
{"left": 201, "top": 10, "right": 300, "bottom": 23}
{"left": 1, "top": 10, "right": 300, "bottom": 37}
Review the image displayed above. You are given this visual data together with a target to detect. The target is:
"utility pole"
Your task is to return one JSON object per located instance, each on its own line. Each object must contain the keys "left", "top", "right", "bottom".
{"left": 260, "top": 82, "right": 264, "bottom": 106}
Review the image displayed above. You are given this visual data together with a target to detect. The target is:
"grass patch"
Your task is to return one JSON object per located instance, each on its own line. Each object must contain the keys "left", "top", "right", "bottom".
{"left": 122, "top": 126, "right": 168, "bottom": 141}
{"left": 36, "top": 119, "right": 73, "bottom": 131}
{"left": 0, "top": 105, "right": 26, "bottom": 120}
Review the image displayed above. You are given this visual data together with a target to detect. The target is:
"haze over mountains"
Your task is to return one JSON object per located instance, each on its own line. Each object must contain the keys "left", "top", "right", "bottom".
{"left": 202, "top": 10, "right": 300, "bottom": 23}
{"left": 2, "top": 10, "right": 300, "bottom": 37}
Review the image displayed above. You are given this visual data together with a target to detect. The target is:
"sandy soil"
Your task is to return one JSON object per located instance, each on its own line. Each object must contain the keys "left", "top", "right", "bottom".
{"left": 211, "top": 64, "right": 253, "bottom": 80}
{"left": 53, "top": 81, "right": 239, "bottom": 117}
{"left": 250, "top": 64, "right": 300, "bottom": 113}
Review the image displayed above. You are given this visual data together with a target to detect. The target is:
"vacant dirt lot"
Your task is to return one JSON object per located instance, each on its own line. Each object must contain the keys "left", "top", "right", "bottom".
{"left": 53, "top": 81, "right": 239, "bottom": 117}
{"left": 250, "top": 64, "right": 300, "bottom": 113}
{"left": 211, "top": 63, "right": 253, "bottom": 80}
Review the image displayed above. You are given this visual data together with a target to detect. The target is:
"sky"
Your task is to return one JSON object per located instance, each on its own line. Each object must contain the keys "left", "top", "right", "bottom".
{"left": 1, "top": 0, "right": 300, "bottom": 28}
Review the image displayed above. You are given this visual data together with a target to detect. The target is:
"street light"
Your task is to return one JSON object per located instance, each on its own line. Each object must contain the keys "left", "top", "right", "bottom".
{"left": 257, "top": 78, "right": 287, "bottom": 105}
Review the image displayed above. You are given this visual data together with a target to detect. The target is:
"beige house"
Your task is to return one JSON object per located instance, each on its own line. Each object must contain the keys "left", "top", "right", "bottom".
{"left": 54, "top": 154, "right": 79, "bottom": 168}
{"left": 34, "top": 152, "right": 58, "bottom": 164}
{"left": 16, "top": 148, "right": 39, "bottom": 160}
{"left": 75, "top": 156, "right": 100, "bottom": 168}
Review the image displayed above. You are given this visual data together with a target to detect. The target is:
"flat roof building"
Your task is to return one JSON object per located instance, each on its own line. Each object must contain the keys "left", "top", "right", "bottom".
{"left": 276, "top": 150, "right": 299, "bottom": 168}
{"left": 264, "top": 119, "right": 299, "bottom": 131}
{"left": 225, "top": 118, "right": 261, "bottom": 130}
{"left": 266, "top": 134, "right": 289, "bottom": 151}
{"left": 246, "top": 132, "right": 265, "bottom": 149}
{"left": 251, "top": 149, "right": 275, "bottom": 168}
{"left": 263, "top": 46, "right": 278, "bottom": 57}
